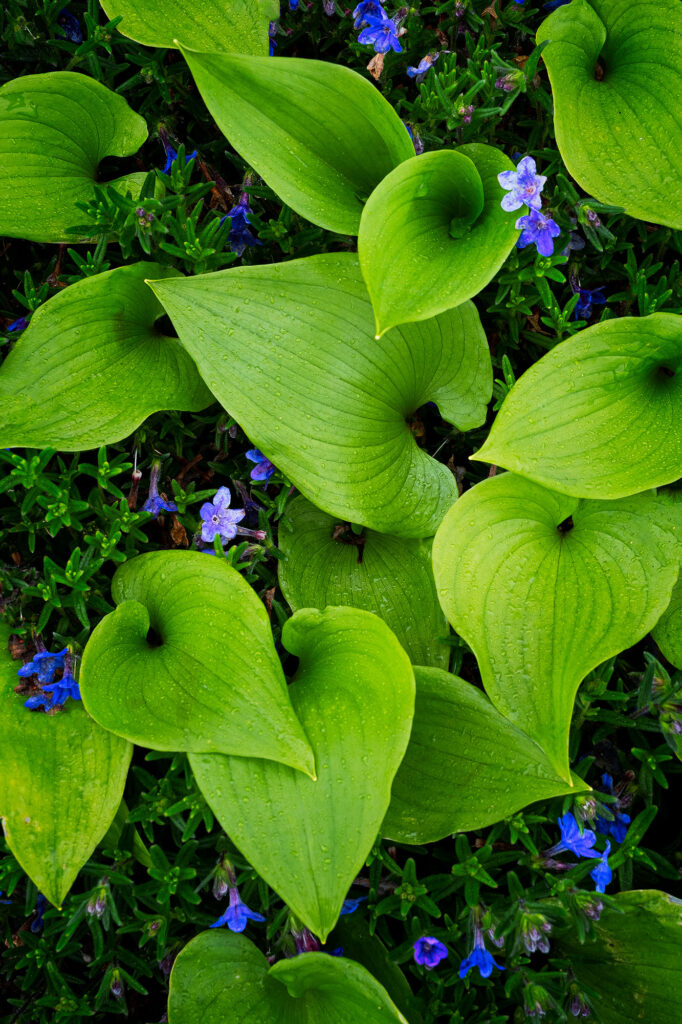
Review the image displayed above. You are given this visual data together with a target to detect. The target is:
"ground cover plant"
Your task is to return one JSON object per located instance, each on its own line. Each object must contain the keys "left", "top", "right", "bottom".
{"left": 1, "top": 0, "right": 682, "bottom": 1021}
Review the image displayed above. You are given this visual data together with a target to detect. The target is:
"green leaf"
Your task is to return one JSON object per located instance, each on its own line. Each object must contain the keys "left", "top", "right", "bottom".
{"left": 0, "top": 263, "right": 212, "bottom": 451}
{"left": 538, "top": 0, "right": 682, "bottom": 228}
{"left": 653, "top": 574, "right": 682, "bottom": 669}
{"left": 0, "top": 623, "right": 132, "bottom": 907}
{"left": 80, "top": 551, "right": 315, "bottom": 776}
{"left": 556, "top": 890, "right": 682, "bottom": 1022}
{"left": 148, "top": 254, "right": 491, "bottom": 538}
{"left": 178, "top": 50, "right": 414, "bottom": 234}
{"left": 278, "top": 495, "right": 449, "bottom": 668}
{"left": 359, "top": 146, "right": 520, "bottom": 336}
{"left": 100, "top": 0, "right": 278, "bottom": 54}
{"left": 168, "top": 931, "right": 409, "bottom": 1024}
{"left": 383, "top": 667, "right": 584, "bottom": 844}
{"left": 432, "top": 474, "right": 681, "bottom": 780}
{"left": 190, "top": 606, "right": 415, "bottom": 941}
{"left": 0, "top": 72, "right": 147, "bottom": 243}
{"left": 474, "top": 314, "right": 682, "bottom": 499}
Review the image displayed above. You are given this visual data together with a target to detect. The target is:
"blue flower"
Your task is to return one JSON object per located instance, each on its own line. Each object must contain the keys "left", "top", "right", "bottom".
{"left": 18, "top": 648, "right": 68, "bottom": 686}
{"left": 590, "top": 841, "right": 612, "bottom": 894}
{"left": 221, "top": 194, "right": 262, "bottom": 257}
{"left": 595, "top": 773, "right": 631, "bottom": 842}
{"left": 358, "top": 12, "right": 402, "bottom": 53}
{"left": 210, "top": 886, "right": 265, "bottom": 932}
{"left": 407, "top": 52, "right": 440, "bottom": 79}
{"left": 57, "top": 8, "right": 82, "bottom": 43}
{"left": 200, "top": 487, "right": 246, "bottom": 544}
{"left": 159, "top": 130, "right": 197, "bottom": 174}
{"left": 572, "top": 286, "right": 607, "bottom": 321}
{"left": 0, "top": 891, "right": 11, "bottom": 905}
{"left": 340, "top": 896, "right": 367, "bottom": 915}
{"left": 498, "top": 156, "right": 547, "bottom": 212}
{"left": 546, "top": 812, "right": 599, "bottom": 859}
{"left": 269, "top": 21, "right": 278, "bottom": 54}
{"left": 245, "top": 449, "right": 276, "bottom": 482}
{"left": 142, "top": 460, "right": 177, "bottom": 518}
{"left": 7, "top": 316, "right": 28, "bottom": 333}
{"left": 42, "top": 669, "right": 81, "bottom": 706}
{"left": 459, "top": 933, "right": 504, "bottom": 979}
{"left": 24, "top": 693, "right": 55, "bottom": 711}
{"left": 413, "top": 936, "right": 448, "bottom": 969}
{"left": 30, "top": 894, "right": 47, "bottom": 934}
{"left": 352, "top": 0, "right": 385, "bottom": 28}
{"left": 290, "top": 0, "right": 299, "bottom": 8}
{"left": 515, "top": 208, "right": 561, "bottom": 257}
{"left": 544, "top": 0, "right": 571, "bottom": 9}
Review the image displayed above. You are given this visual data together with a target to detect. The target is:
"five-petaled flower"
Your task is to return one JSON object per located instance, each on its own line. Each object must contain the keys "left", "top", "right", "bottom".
{"left": 210, "top": 886, "right": 265, "bottom": 932}
{"left": 221, "top": 194, "right": 262, "bottom": 257}
{"left": 200, "top": 487, "right": 246, "bottom": 544}
{"left": 498, "top": 156, "right": 547, "bottom": 212}
{"left": 407, "top": 52, "right": 440, "bottom": 79}
{"left": 245, "top": 449, "right": 276, "bottom": 482}
{"left": 142, "top": 460, "right": 177, "bottom": 518}
{"left": 41, "top": 668, "right": 81, "bottom": 706}
{"left": 459, "top": 929, "right": 504, "bottom": 979}
{"left": 18, "top": 648, "right": 68, "bottom": 686}
{"left": 515, "top": 208, "right": 561, "bottom": 257}
{"left": 413, "top": 936, "right": 448, "bottom": 969}
{"left": 358, "top": 12, "right": 402, "bottom": 53}
{"left": 353, "top": 0, "right": 385, "bottom": 28}
{"left": 572, "top": 286, "right": 607, "bottom": 321}
{"left": 545, "top": 812, "right": 599, "bottom": 859}
{"left": 590, "top": 841, "right": 612, "bottom": 894}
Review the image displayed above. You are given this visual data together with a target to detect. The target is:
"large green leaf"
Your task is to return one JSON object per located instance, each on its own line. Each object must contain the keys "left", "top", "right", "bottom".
{"left": 0, "top": 623, "right": 132, "bottom": 907}
{"left": 653, "top": 575, "right": 682, "bottom": 669}
{"left": 190, "top": 606, "right": 415, "bottom": 941}
{"left": 538, "top": 0, "right": 682, "bottom": 229}
{"left": 358, "top": 146, "right": 520, "bottom": 336}
{"left": 0, "top": 72, "right": 148, "bottom": 243}
{"left": 168, "top": 931, "right": 409, "bottom": 1024}
{"left": 0, "top": 263, "right": 212, "bottom": 451}
{"left": 80, "top": 552, "right": 315, "bottom": 776}
{"left": 278, "top": 495, "right": 449, "bottom": 669}
{"left": 148, "top": 254, "right": 491, "bottom": 538}
{"left": 432, "top": 475, "right": 681, "bottom": 780}
{"left": 100, "top": 0, "right": 277, "bottom": 54}
{"left": 178, "top": 50, "right": 414, "bottom": 235}
{"left": 556, "top": 890, "right": 682, "bottom": 1022}
{"left": 474, "top": 314, "right": 682, "bottom": 499}
{"left": 383, "top": 667, "right": 584, "bottom": 843}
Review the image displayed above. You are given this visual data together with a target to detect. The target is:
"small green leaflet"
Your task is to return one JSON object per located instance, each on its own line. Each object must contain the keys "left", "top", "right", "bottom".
{"left": 359, "top": 146, "right": 520, "bottom": 336}
{"left": 278, "top": 495, "right": 450, "bottom": 668}
{"left": 383, "top": 667, "right": 584, "bottom": 844}
{"left": 432, "top": 475, "right": 681, "bottom": 781}
{"left": 148, "top": 254, "right": 491, "bottom": 538}
{"left": 0, "top": 263, "right": 212, "bottom": 451}
{"left": 0, "top": 72, "right": 147, "bottom": 243}
{"left": 474, "top": 314, "right": 682, "bottom": 499}
{"left": 190, "top": 607, "right": 415, "bottom": 941}
{"left": 168, "top": 931, "right": 409, "bottom": 1024}
{"left": 179, "top": 49, "right": 414, "bottom": 234}
{"left": 80, "top": 551, "right": 315, "bottom": 776}
{"left": 100, "top": 0, "right": 278, "bottom": 54}
{"left": 538, "top": 0, "right": 682, "bottom": 228}
{"left": 0, "top": 623, "right": 132, "bottom": 907}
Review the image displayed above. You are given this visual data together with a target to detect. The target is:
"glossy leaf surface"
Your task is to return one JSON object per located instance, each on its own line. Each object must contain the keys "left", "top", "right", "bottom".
{"left": 101, "top": 0, "right": 277, "bottom": 54}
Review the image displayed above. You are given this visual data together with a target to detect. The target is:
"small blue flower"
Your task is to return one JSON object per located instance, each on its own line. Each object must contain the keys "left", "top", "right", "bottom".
{"left": 407, "top": 52, "right": 440, "bottom": 79}
{"left": 210, "top": 886, "right": 265, "bottom": 932}
{"left": 595, "top": 773, "right": 631, "bottom": 842}
{"left": 413, "top": 936, "right": 448, "bottom": 969}
{"left": 200, "top": 487, "right": 246, "bottom": 544}
{"left": 24, "top": 693, "right": 55, "bottom": 711}
{"left": 30, "top": 893, "right": 47, "bottom": 934}
{"left": 57, "top": 8, "right": 83, "bottom": 43}
{"left": 7, "top": 316, "right": 28, "bottom": 333}
{"left": 245, "top": 449, "right": 276, "bottom": 482}
{"left": 42, "top": 669, "right": 81, "bottom": 706}
{"left": 142, "top": 460, "right": 177, "bottom": 518}
{"left": 546, "top": 812, "right": 599, "bottom": 859}
{"left": 590, "top": 841, "right": 612, "bottom": 894}
{"left": 269, "top": 21, "right": 278, "bottom": 54}
{"left": 18, "top": 648, "right": 68, "bottom": 686}
{"left": 352, "top": 0, "right": 385, "bottom": 28}
{"left": 289, "top": 0, "right": 299, "bottom": 9}
{"left": 0, "top": 891, "right": 12, "bottom": 905}
{"left": 340, "top": 896, "right": 367, "bottom": 915}
{"left": 515, "top": 208, "right": 561, "bottom": 258}
{"left": 544, "top": 0, "right": 571, "bottom": 9}
{"left": 221, "top": 194, "right": 262, "bottom": 257}
{"left": 358, "top": 12, "right": 402, "bottom": 53}
{"left": 572, "top": 286, "right": 607, "bottom": 321}
{"left": 498, "top": 156, "right": 547, "bottom": 212}
{"left": 459, "top": 933, "right": 504, "bottom": 979}
{"left": 159, "top": 130, "right": 197, "bottom": 174}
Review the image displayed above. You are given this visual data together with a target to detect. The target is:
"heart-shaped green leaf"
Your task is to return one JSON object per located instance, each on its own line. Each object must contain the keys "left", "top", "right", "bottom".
{"left": 556, "top": 890, "right": 682, "bottom": 1022}
{"left": 653, "top": 576, "right": 682, "bottom": 669}
{"left": 0, "top": 72, "right": 148, "bottom": 243}
{"left": 0, "top": 263, "right": 212, "bottom": 451}
{"left": 190, "top": 606, "right": 415, "bottom": 941}
{"left": 0, "top": 623, "right": 132, "bottom": 907}
{"left": 432, "top": 475, "right": 681, "bottom": 780}
{"left": 80, "top": 551, "right": 315, "bottom": 776}
{"left": 178, "top": 50, "right": 414, "bottom": 234}
{"left": 278, "top": 495, "right": 449, "bottom": 669}
{"left": 383, "top": 667, "right": 585, "bottom": 844}
{"left": 100, "top": 0, "right": 277, "bottom": 54}
{"left": 149, "top": 254, "right": 491, "bottom": 538}
{"left": 474, "top": 314, "right": 682, "bottom": 499}
{"left": 538, "top": 0, "right": 682, "bottom": 228}
{"left": 168, "top": 931, "right": 409, "bottom": 1024}
{"left": 359, "top": 146, "right": 520, "bottom": 336}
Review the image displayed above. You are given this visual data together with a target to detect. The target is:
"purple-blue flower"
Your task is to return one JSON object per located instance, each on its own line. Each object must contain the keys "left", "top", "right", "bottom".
{"left": 24, "top": 693, "right": 56, "bottom": 711}
{"left": 269, "top": 21, "right": 278, "bottom": 54}
{"left": 498, "top": 156, "right": 547, "bottom": 212}
{"left": 221, "top": 194, "right": 262, "bottom": 257}
{"left": 142, "top": 461, "right": 177, "bottom": 518}
{"left": 459, "top": 931, "right": 504, "bottom": 979}
{"left": 546, "top": 812, "right": 599, "bottom": 859}
{"left": 590, "top": 841, "right": 612, "bottom": 894}
{"left": 7, "top": 316, "right": 28, "bottom": 333}
{"left": 210, "top": 886, "right": 265, "bottom": 932}
{"left": 159, "top": 130, "right": 197, "bottom": 174}
{"left": 352, "top": 0, "right": 385, "bottom": 28}
{"left": 289, "top": 0, "right": 299, "bottom": 8}
{"left": 341, "top": 896, "right": 367, "bottom": 915}
{"left": 407, "top": 52, "right": 440, "bottom": 79}
{"left": 245, "top": 449, "right": 276, "bottom": 482}
{"left": 413, "top": 936, "right": 448, "bottom": 969}
{"left": 30, "top": 894, "right": 47, "bottom": 934}
{"left": 57, "top": 8, "right": 82, "bottom": 43}
{"left": 544, "top": 0, "right": 571, "bottom": 9}
{"left": 572, "top": 286, "right": 607, "bottom": 321}
{"left": 200, "top": 487, "right": 246, "bottom": 544}
{"left": 595, "top": 774, "right": 631, "bottom": 843}
{"left": 516, "top": 208, "right": 561, "bottom": 257}
{"left": 42, "top": 669, "right": 81, "bottom": 706}
{"left": 358, "top": 12, "right": 402, "bottom": 53}
{"left": 18, "top": 648, "right": 68, "bottom": 686}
